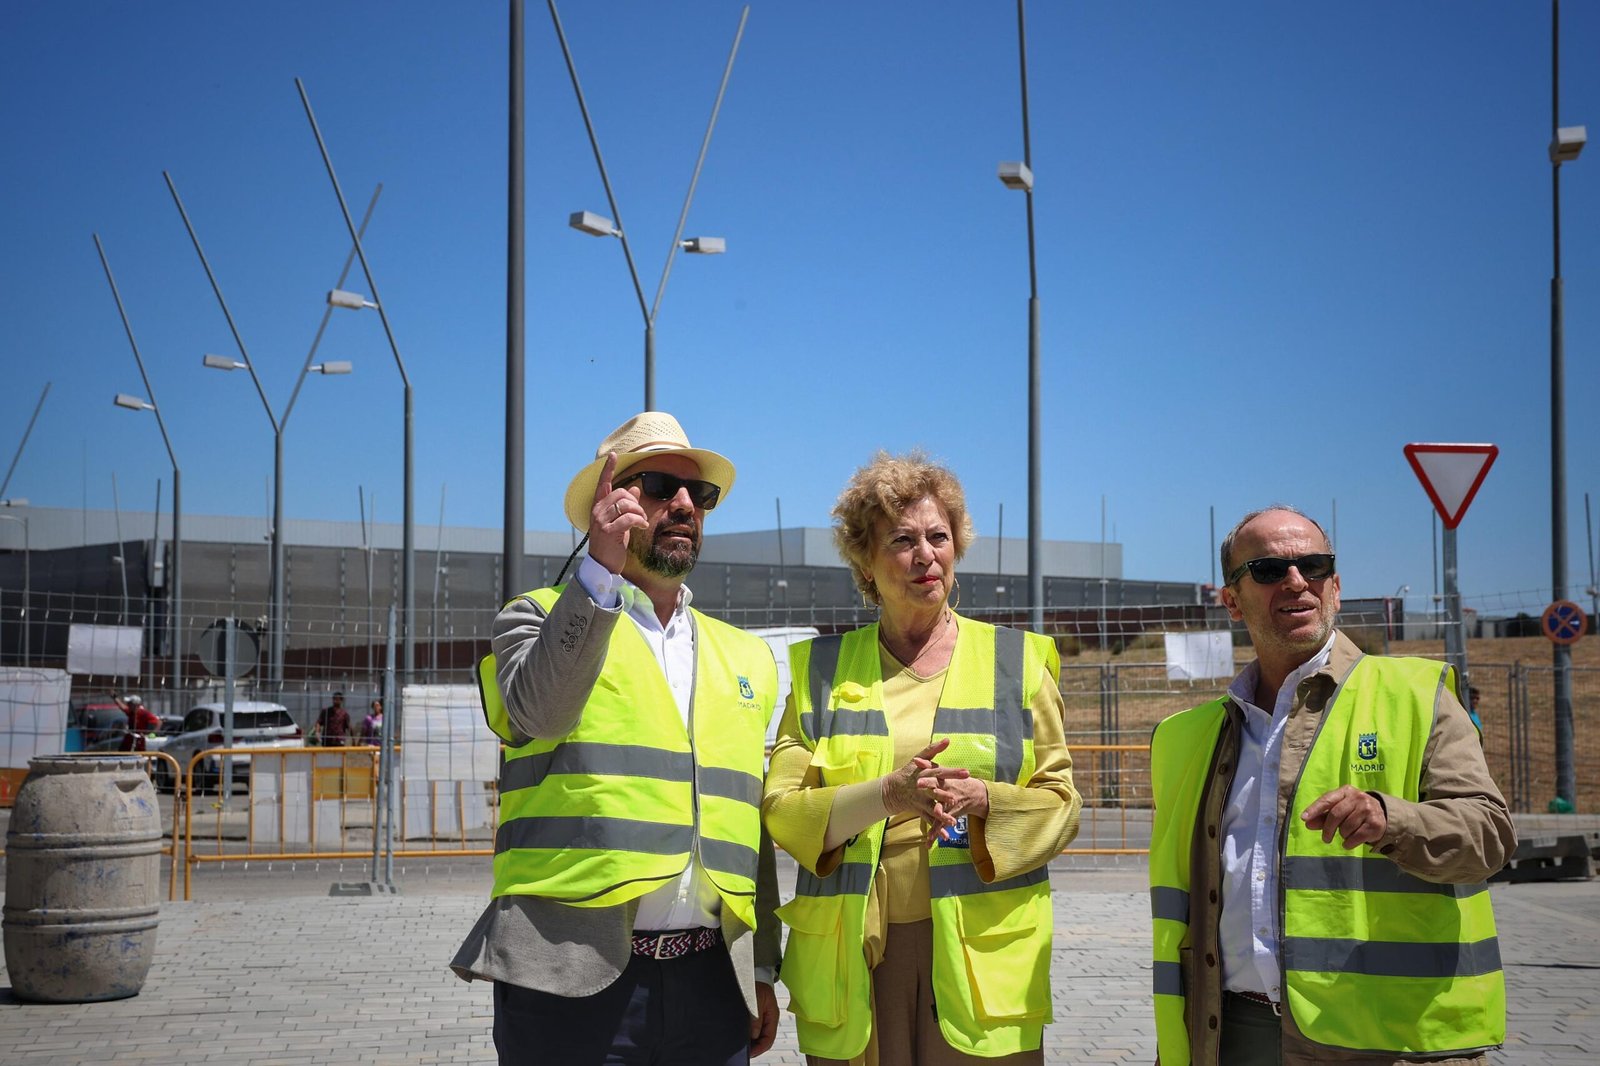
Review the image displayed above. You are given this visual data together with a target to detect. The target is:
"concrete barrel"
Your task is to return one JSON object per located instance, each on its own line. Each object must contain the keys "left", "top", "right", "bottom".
{"left": 3, "top": 755, "right": 162, "bottom": 1002}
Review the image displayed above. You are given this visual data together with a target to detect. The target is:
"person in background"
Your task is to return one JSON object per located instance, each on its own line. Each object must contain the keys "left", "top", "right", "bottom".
{"left": 1148, "top": 505, "right": 1515, "bottom": 1065}
{"left": 763, "top": 450, "right": 1081, "bottom": 1064}
{"left": 313, "top": 692, "right": 352, "bottom": 747}
{"left": 360, "top": 698, "right": 384, "bottom": 744}
{"left": 117, "top": 694, "right": 161, "bottom": 752}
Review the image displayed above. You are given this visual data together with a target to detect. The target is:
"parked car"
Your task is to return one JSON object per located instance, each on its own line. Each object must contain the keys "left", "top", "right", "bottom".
{"left": 155, "top": 701, "right": 304, "bottom": 793}
{"left": 85, "top": 715, "right": 186, "bottom": 755}
{"left": 69, "top": 702, "right": 130, "bottom": 748}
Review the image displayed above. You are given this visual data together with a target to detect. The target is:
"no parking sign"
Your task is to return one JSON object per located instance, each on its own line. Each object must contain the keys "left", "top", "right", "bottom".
{"left": 1542, "top": 600, "right": 1588, "bottom": 646}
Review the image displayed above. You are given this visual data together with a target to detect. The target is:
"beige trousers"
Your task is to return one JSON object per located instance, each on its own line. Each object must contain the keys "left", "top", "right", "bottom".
{"left": 807, "top": 920, "right": 1044, "bottom": 1066}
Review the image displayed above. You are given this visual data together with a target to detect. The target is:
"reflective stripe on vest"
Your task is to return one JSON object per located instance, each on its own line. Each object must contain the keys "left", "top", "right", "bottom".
{"left": 775, "top": 617, "right": 1058, "bottom": 1060}
{"left": 483, "top": 586, "right": 773, "bottom": 925}
{"left": 1148, "top": 656, "right": 1505, "bottom": 1062}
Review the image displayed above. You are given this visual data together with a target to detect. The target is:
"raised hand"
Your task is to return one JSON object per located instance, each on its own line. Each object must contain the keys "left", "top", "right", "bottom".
{"left": 588, "top": 453, "right": 647, "bottom": 575}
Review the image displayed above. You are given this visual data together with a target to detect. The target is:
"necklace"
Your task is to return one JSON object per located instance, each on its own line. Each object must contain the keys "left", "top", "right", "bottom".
{"left": 881, "top": 610, "right": 954, "bottom": 672}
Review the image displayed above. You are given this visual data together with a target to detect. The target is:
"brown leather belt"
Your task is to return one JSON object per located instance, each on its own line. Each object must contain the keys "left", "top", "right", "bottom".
{"left": 1226, "top": 989, "right": 1283, "bottom": 1017}
{"left": 630, "top": 927, "right": 721, "bottom": 959}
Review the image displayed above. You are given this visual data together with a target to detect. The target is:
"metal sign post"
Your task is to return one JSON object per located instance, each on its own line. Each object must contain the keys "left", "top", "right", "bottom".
{"left": 1404, "top": 443, "right": 1500, "bottom": 701}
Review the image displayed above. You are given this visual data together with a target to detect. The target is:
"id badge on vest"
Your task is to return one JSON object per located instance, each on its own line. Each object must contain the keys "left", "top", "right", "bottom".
{"left": 936, "top": 814, "right": 970, "bottom": 849}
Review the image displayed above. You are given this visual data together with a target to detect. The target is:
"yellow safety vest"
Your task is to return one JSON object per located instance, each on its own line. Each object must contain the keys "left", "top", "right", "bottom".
{"left": 477, "top": 586, "right": 775, "bottom": 928}
{"left": 775, "top": 617, "right": 1058, "bottom": 1060}
{"left": 1149, "top": 655, "right": 1505, "bottom": 1064}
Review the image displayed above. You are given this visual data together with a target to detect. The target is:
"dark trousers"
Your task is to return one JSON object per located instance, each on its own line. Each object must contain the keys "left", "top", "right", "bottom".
{"left": 1219, "top": 992, "right": 1282, "bottom": 1066}
{"left": 494, "top": 947, "right": 750, "bottom": 1066}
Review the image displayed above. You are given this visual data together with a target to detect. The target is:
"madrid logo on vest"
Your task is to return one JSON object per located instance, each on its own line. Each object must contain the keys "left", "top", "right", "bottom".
{"left": 1352, "top": 731, "right": 1384, "bottom": 773}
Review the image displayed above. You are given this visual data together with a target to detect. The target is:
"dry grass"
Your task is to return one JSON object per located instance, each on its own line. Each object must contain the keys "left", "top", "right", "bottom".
{"left": 1057, "top": 632, "right": 1600, "bottom": 813}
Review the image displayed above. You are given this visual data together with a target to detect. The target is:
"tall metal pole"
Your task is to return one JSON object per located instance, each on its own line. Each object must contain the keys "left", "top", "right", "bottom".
{"left": 1442, "top": 526, "right": 1467, "bottom": 696}
{"left": 504, "top": 0, "right": 526, "bottom": 603}
{"left": 0, "top": 382, "right": 50, "bottom": 503}
{"left": 1550, "top": 0, "right": 1576, "bottom": 808}
{"left": 1586, "top": 493, "right": 1598, "bottom": 625}
{"left": 1016, "top": 0, "right": 1044, "bottom": 634}
{"left": 298, "top": 79, "right": 416, "bottom": 707}
{"left": 96, "top": 233, "right": 184, "bottom": 701}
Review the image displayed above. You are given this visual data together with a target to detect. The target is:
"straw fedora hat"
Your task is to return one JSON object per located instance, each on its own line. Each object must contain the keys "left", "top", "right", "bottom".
{"left": 562, "top": 411, "right": 736, "bottom": 530}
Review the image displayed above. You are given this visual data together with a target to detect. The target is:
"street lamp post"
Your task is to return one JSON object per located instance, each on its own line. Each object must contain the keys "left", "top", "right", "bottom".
{"left": 99, "top": 234, "right": 184, "bottom": 701}
{"left": 298, "top": 79, "right": 416, "bottom": 705}
{"left": 998, "top": 0, "right": 1044, "bottom": 634}
{"left": 1549, "top": 0, "right": 1586, "bottom": 810}
{"left": 0, "top": 513, "right": 29, "bottom": 666}
{"left": 176, "top": 178, "right": 377, "bottom": 693}
{"left": 550, "top": 0, "right": 746, "bottom": 410}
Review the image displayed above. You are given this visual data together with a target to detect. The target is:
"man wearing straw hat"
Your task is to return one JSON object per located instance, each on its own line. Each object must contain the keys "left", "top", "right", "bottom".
{"left": 453, "top": 412, "right": 782, "bottom": 1064}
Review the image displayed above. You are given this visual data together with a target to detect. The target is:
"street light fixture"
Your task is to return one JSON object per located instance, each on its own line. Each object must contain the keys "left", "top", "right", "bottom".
{"left": 997, "top": 161, "right": 1034, "bottom": 192}
{"left": 327, "top": 288, "right": 378, "bottom": 311}
{"left": 550, "top": 1, "right": 750, "bottom": 410}
{"left": 202, "top": 354, "right": 247, "bottom": 372}
{"left": 568, "top": 210, "right": 620, "bottom": 238}
{"left": 0, "top": 499, "right": 27, "bottom": 507}
{"left": 1551, "top": 125, "right": 1587, "bottom": 164}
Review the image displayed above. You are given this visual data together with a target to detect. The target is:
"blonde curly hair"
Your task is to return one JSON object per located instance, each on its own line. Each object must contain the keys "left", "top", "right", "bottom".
{"left": 831, "top": 450, "right": 974, "bottom": 606}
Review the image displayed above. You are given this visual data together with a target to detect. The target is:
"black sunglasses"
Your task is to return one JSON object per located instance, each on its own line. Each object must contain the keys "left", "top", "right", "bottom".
{"left": 616, "top": 470, "right": 721, "bottom": 510}
{"left": 1225, "top": 553, "right": 1336, "bottom": 586}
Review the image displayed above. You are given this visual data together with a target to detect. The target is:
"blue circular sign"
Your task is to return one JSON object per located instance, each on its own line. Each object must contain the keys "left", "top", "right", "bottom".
{"left": 1542, "top": 600, "right": 1588, "bottom": 646}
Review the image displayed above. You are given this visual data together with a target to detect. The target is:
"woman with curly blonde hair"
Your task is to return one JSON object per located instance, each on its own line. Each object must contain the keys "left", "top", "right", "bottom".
{"left": 763, "top": 450, "right": 1081, "bottom": 1065}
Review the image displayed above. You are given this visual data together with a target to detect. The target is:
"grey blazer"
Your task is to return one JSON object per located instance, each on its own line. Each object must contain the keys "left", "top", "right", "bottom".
{"left": 450, "top": 580, "right": 782, "bottom": 1014}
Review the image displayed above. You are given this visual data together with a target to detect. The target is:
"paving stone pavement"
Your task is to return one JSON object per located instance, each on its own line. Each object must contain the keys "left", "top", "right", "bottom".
{"left": 2, "top": 856, "right": 1597, "bottom": 1064}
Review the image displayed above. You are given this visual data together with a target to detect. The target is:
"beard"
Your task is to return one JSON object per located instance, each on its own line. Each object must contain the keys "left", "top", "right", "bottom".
{"left": 629, "top": 510, "right": 701, "bottom": 578}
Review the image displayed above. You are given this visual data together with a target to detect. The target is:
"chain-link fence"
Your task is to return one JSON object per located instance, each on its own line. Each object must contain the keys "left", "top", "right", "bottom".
{"left": 2, "top": 590, "right": 1596, "bottom": 822}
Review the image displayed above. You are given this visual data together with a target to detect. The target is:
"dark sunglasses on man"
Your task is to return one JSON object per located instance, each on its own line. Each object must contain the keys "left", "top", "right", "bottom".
{"left": 1226, "top": 553, "right": 1336, "bottom": 587}
{"left": 615, "top": 470, "right": 721, "bottom": 511}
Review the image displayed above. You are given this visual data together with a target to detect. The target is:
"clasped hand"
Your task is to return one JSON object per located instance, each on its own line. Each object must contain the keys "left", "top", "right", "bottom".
{"left": 880, "top": 738, "right": 989, "bottom": 846}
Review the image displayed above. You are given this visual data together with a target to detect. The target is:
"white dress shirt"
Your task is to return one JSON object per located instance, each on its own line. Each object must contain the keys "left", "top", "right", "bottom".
{"left": 575, "top": 554, "right": 722, "bottom": 932}
{"left": 1217, "top": 633, "right": 1335, "bottom": 1000}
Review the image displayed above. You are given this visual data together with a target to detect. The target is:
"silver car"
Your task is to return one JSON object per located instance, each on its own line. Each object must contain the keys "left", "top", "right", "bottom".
{"left": 156, "top": 701, "right": 305, "bottom": 793}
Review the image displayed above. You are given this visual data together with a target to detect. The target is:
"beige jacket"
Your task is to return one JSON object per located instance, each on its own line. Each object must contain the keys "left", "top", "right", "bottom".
{"left": 1171, "top": 630, "right": 1516, "bottom": 1066}
{"left": 450, "top": 580, "right": 782, "bottom": 1016}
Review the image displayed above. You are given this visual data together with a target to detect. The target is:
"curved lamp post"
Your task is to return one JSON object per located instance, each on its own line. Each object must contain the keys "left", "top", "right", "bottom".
{"left": 550, "top": 0, "right": 747, "bottom": 409}
{"left": 99, "top": 233, "right": 184, "bottom": 699}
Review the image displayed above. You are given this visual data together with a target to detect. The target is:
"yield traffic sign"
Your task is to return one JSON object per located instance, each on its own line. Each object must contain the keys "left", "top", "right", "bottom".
{"left": 1404, "top": 443, "right": 1499, "bottom": 529}
{"left": 1542, "top": 600, "right": 1588, "bottom": 646}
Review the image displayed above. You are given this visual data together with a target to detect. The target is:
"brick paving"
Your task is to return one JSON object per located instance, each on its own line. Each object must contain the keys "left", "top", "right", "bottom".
{"left": 2, "top": 852, "right": 1597, "bottom": 1063}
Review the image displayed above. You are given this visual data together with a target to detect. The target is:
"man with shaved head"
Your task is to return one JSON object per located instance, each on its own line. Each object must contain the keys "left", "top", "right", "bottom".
{"left": 1147, "top": 506, "right": 1515, "bottom": 1066}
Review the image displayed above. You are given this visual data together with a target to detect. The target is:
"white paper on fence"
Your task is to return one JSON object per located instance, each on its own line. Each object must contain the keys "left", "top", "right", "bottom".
{"left": 0, "top": 667, "right": 71, "bottom": 766}
{"left": 66, "top": 623, "right": 144, "bottom": 677}
{"left": 400, "top": 684, "right": 498, "bottom": 782}
{"left": 252, "top": 759, "right": 318, "bottom": 845}
{"left": 1164, "top": 631, "right": 1235, "bottom": 681}
{"left": 400, "top": 777, "right": 493, "bottom": 840}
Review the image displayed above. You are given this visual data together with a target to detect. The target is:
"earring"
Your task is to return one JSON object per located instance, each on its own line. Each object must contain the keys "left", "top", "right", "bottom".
{"left": 862, "top": 579, "right": 879, "bottom": 611}
{"left": 949, "top": 577, "right": 961, "bottom": 611}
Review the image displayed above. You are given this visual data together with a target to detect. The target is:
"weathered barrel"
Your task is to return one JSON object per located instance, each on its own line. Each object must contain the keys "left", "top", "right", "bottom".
{"left": 3, "top": 755, "right": 162, "bottom": 1002}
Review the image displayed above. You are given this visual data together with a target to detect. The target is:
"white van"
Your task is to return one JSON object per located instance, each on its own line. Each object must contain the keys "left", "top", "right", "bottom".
{"left": 747, "top": 625, "right": 820, "bottom": 748}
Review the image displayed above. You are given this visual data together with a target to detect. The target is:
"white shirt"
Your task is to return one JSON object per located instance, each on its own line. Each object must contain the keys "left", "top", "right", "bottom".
{"left": 1217, "top": 633, "right": 1335, "bottom": 1000}
{"left": 575, "top": 555, "right": 722, "bottom": 932}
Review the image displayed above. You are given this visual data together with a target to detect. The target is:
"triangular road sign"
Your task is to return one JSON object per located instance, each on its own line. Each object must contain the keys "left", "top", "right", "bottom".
{"left": 1404, "top": 443, "right": 1499, "bottom": 529}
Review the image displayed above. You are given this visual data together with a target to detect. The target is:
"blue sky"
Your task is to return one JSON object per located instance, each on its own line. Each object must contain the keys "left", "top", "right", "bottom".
{"left": 2, "top": 2, "right": 1597, "bottom": 612}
